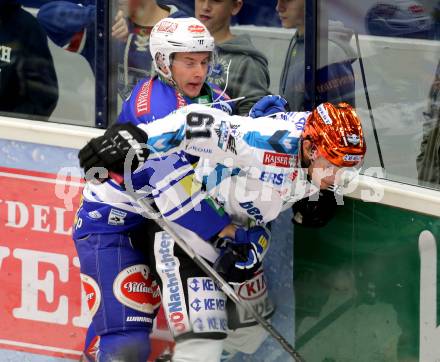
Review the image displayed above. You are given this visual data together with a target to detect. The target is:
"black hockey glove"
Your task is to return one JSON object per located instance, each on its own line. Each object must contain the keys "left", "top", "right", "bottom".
{"left": 78, "top": 123, "right": 149, "bottom": 181}
{"left": 213, "top": 226, "right": 270, "bottom": 284}
{"left": 291, "top": 189, "right": 338, "bottom": 228}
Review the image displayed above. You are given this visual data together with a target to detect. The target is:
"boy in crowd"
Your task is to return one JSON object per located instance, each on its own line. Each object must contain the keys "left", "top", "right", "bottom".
{"left": 276, "top": 0, "right": 357, "bottom": 110}
{"left": 195, "top": 0, "right": 271, "bottom": 115}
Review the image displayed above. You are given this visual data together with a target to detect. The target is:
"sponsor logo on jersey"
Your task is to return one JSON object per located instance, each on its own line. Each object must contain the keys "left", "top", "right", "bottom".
{"left": 233, "top": 271, "right": 275, "bottom": 325}
{"left": 176, "top": 91, "right": 187, "bottom": 109}
{"left": 259, "top": 171, "right": 286, "bottom": 185}
{"left": 238, "top": 271, "right": 267, "bottom": 300}
{"left": 187, "top": 277, "right": 228, "bottom": 333}
{"left": 239, "top": 201, "right": 263, "bottom": 224}
{"left": 87, "top": 210, "right": 102, "bottom": 219}
{"left": 135, "top": 78, "right": 153, "bottom": 116}
{"left": 155, "top": 232, "right": 190, "bottom": 336}
{"left": 317, "top": 104, "right": 332, "bottom": 125}
{"left": 80, "top": 273, "right": 101, "bottom": 317}
{"left": 288, "top": 170, "right": 299, "bottom": 182}
{"left": 113, "top": 264, "right": 161, "bottom": 314}
{"left": 262, "top": 152, "right": 293, "bottom": 168}
{"left": 108, "top": 209, "right": 127, "bottom": 226}
{"left": 214, "top": 121, "right": 238, "bottom": 154}
{"left": 216, "top": 121, "right": 229, "bottom": 151}
{"left": 156, "top": 21, "right": 178, "bottom": 33}
{"left": 295, "top": 115, "right": 307, "bottom": 131}
{"left": 343, "top": 154, "right": 362, "bottom": 162}
{"left": 126, "top": 316, "right": 153, "bottom": 323}
{"left": 186, "top": 145, "right": 213, "bottom": 154}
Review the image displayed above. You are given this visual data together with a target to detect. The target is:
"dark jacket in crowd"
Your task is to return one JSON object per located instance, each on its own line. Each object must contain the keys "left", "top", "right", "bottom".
{"left": 279, "top": 21, "right": 357, "bottom": 111}
{"left": 417, "top": 60, "right": 440, "bottom": 187}
{"left": 0, "top": 1, "right": 58, "bottom": 121}
{"left": 37, "top": 1, "right": 186, "bottom": 99}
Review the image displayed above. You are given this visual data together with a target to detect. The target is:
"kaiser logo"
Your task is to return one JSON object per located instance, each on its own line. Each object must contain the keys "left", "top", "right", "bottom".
{"left": 263, "top": 152, "right": 293, "bottom": 168}
{"left": 188, "top": 24, "right": 206, "bottom": 33}
{"left": 113, "top": 265, "right": 161, "bottom": 314}
{"left": 80, "top": 273, "right": 101, "bottom": 317}
{"left": 238, "top": 271, "right": 267, "bottom": 300}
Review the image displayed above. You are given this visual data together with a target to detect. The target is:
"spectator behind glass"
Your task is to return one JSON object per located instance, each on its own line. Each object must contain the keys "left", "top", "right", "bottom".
{"left": 37, "top": 0, "right": 186, "bottom": 99}
{"left": 277, "top": 0, "right": 357, "bottom": 111}
{"left": 0, "top": 0, "right": 58, "bottom": 121}
{"left": 165, "top": 0, "right": 281, "bottom": 27}
{"left": 417, "top": 59, "right": 440, "bottom": 188}
{"left": 232, "top": 0, "right": 280, "bottom": 27}
{"left": 195, "top": 0, "right": 270, "bottom": 115}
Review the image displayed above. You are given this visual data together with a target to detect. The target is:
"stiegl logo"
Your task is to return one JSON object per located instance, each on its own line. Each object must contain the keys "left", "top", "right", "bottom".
{"left": 80, "top": 273, "right": 101, "bottom": 318}
{"left": 113, "top": 264, "right": 161, "bottom": 314}
{"left": 124, "top": 281, "right": 156, "bottom": 294}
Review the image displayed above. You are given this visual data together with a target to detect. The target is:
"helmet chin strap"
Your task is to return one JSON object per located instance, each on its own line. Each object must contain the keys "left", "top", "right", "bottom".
{"left": 158, "top": 70, "right": 185, "bottom": 97}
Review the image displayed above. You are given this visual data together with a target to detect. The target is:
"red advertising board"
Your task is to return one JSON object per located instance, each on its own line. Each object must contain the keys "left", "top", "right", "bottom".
{"left": 0, "top": 167, "right": 172, "bottom": 360}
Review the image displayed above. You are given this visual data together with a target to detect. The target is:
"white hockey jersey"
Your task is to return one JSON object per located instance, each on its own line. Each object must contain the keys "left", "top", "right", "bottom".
{"left": 136, "top": 103, "right": 320, "bottom": 227}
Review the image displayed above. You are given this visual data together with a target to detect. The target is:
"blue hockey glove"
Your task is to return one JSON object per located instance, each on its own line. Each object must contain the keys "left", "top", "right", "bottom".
{"left": 249, "top": 95, "right": 289, "bottom": 118}
{"left": 233, "top": 226, "right": 270, "bottom": 269}
{"left": 213, "top": 226, "right": 270, "bottom": 284}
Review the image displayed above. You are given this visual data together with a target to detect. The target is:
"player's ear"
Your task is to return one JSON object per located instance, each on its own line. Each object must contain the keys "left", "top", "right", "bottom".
{"left": 302, "top": 139, "right": 313, "bottom": 160}
{"left": 231, "top": 0, "right": 243, "bottom": 16}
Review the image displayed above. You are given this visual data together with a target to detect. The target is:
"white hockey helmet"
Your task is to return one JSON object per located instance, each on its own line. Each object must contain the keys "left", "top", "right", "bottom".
{"left": 150, "top": 17, "right": 215, "bottom": 80}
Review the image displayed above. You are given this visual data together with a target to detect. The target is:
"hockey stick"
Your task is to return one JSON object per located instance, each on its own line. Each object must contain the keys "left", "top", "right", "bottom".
{"left": 117, "top": 172, "right": 305, "bottom": 362}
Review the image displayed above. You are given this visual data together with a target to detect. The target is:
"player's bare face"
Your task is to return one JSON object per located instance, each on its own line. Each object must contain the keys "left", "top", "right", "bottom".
{"left": 171, "top": 52, "right": 210, "bottom": 98}
{"left": 276, "top": 0, "right": 305, "bottom": 30}
{"left": 308, "top": 156, "right": 342, "bottom": 190}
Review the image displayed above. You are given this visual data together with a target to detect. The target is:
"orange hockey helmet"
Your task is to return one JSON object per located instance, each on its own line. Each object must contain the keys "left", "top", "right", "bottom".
{"left": 302, "top": 102, "right": 367, "bottom": 168}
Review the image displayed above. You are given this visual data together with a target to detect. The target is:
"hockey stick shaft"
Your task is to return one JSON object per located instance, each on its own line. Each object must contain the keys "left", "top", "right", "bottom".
{"left": 133, "top": 195, "right": 305, "bottom": 362}
{"left": 354, "top": 32, "right": 385, "bottom": 170}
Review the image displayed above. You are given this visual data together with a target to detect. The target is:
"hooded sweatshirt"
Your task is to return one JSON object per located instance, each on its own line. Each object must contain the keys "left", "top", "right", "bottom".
{"left": 207, "top": 33, "right": 270, "bottom": 115}
{"left": 0, "top": 2, "right": 59, "bottom": 120}
{"left": 279, "top": 21, "right": 357, "bottom": 111}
